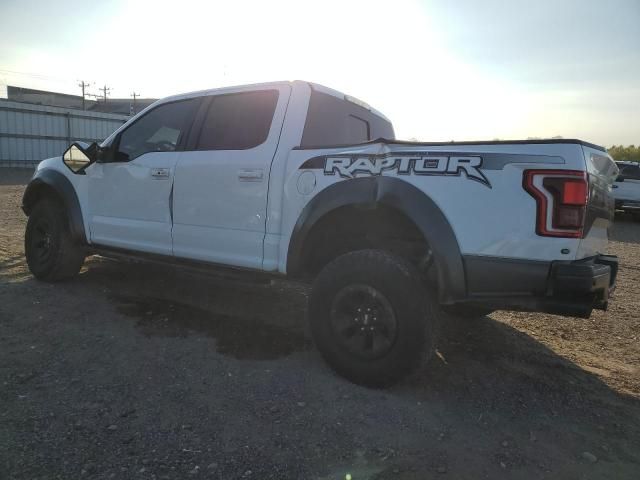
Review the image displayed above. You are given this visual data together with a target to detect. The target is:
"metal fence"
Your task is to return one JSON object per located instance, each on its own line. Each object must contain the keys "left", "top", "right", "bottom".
{"left": 0, "top": 100, "right": 128, "bottom": 167}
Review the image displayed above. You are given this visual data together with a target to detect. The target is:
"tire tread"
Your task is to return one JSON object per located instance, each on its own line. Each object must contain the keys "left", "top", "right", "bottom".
{"left": 25, "top": 199, "right": 85, "bottom": 282}
{"left": 309, "top": 249, "right": 436, "bottom": 387}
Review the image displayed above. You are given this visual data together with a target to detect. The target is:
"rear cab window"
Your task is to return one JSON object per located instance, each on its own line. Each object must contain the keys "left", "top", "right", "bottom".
{"left": 301, "top": 90, "right": 394, "bottom": 147}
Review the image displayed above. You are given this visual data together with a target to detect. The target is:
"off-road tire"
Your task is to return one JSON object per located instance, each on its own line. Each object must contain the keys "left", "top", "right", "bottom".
{"left": 25, "top": 200, "right": 85, "bottom": 281}
{"left": 309, "top": 249, "right": 436, "bottom": 387}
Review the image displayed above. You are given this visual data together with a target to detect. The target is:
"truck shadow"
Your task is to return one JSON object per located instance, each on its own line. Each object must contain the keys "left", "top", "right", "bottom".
{"left": 418, "top": 314, "right": 640, "bottom": 412}
{"left": 6, "top": 255, "right": 640, "bottom": 475}
{"left": 82, "top": 256, "right": 640, "bottom": 409}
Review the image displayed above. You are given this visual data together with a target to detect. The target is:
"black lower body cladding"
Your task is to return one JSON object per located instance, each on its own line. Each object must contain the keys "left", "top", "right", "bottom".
{"left": 462, "top": 254, "right": 618, "bottom": 318}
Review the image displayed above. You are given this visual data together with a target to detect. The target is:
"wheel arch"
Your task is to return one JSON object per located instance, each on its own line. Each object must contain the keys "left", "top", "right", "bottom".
{"left": 22, "top": 169, "right": 87, "bottom": 244}
{"left": 286, "top": 176, "right": 466, "bottom": 304}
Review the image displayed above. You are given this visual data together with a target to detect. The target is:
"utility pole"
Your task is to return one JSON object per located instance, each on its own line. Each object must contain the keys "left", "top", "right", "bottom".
{"left": 100, "top": 84, "right": 111, "bottom": 103}
{"left": 131, "top": 91, "right": 140, "bottom": 115}
{"left": 78, "top": 80, "right": 91, "bottom": 110}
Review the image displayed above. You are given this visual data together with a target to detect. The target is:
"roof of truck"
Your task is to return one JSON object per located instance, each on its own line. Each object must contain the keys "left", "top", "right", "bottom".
{"left": 117, "top": 82, "right": 606, "bottom": 153}
{"left": 293, "top": 137, "right": 607, "bottom": 152}
{"left": 155, "top": 80, "right": 392, "bottom": 123}
{"left": 378, "top": 138, "right": 607, "bottom": 152}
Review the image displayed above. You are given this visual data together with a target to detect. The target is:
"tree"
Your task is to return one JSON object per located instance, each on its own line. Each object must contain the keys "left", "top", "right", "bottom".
{"left": 608, "top": 145, "right": 640, "bottom": 162}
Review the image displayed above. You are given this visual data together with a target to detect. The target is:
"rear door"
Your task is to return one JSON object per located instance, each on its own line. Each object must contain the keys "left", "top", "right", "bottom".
{"left": 172, "top": 85, "right": 290, "bottom": 269}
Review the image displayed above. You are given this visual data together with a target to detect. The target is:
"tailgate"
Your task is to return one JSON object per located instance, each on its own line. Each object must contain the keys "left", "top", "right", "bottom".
{"left": 577, "top": 146, "right": 618, "bottom": 258}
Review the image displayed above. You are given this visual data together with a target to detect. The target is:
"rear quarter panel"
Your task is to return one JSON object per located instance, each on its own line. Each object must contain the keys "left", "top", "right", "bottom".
{"left": 278, "top": 142, "right": 591, "bottom": 273}
{"left": 578, "top": 146, "right": 618, "bottom": 258}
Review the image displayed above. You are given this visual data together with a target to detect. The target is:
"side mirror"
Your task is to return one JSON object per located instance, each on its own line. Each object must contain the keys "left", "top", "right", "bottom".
{"left": 63, "top": 142, "right": 97, "bottom": 173}
{"left": 95, "top": 135, "right": 129, "bottom": 163}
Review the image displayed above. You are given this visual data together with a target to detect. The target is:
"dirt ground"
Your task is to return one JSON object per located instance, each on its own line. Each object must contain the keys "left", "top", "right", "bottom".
{"left": 1, "top": 168, "right": 639, "bottom": 480}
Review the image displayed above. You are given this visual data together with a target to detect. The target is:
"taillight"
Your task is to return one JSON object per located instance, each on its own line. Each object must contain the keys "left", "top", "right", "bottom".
{"left": 523, "top": 170, "right": 589, "bottom": 238}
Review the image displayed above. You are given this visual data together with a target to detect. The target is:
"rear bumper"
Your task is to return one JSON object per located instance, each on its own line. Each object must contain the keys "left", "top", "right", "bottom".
{"left": 548, "top": 254, "right": 618, "bottom": 313}
{"left": 615, "top": 199, "right": 640, "bottom": 213}
{"left": 461, "top": 254, "right": 618, "bottom": 318}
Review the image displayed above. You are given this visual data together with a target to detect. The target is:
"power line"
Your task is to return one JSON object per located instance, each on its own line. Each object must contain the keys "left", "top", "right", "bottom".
{"left": 0, "top": 68, "right": 91, "bottom": 99}
{"left": 0, "top": 68, "right": 75, "bottom": 82}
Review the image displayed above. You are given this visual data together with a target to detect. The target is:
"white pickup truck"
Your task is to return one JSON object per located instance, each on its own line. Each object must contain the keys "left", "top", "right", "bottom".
{"left": 22, "top": 81, "right": 619, "bottom": 386}
{"left": 613, "top": 161, "right": 640, "bottom": 219}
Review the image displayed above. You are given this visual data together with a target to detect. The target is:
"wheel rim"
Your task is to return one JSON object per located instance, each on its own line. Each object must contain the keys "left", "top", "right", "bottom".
{"left": 30, "top": 218, "right": 54, "bottom": 265}
{"left": 329, "top": 284, "right": 398, "bottom": 360}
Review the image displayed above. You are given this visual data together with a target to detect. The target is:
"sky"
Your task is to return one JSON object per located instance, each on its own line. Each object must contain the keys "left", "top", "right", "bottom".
{"left": 0, "top": 0, "right": 638, "bottom": 146}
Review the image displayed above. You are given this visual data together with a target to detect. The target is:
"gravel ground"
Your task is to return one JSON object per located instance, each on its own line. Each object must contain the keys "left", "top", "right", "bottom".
{"left": 1, "top": 168, "right": 639, "bottom": 479}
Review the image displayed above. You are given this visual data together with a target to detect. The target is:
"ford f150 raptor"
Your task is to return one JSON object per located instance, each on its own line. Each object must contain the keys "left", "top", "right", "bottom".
{"left": 22, "top": 81, "right": 619, "bottom": 386}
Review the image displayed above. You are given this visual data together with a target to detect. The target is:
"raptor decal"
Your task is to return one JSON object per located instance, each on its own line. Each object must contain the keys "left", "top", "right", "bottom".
{"left": 299, "top": 153, "right": 491, "bottom": 188}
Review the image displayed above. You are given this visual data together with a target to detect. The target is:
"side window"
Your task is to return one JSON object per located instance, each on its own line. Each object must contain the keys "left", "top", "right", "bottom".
{"left": 117, "top": 98, "right": 200, "bottom": 160}
{"left": 346, "top": 115, "right": 370, "bottom": 143}
{"left": 618, "top": 165, "right": 632, "bottom": 179}
{"left": 196, "top": 90, "right": 279, "bottom": 150}
{"left": 301, "top": 90, "right": 395, "bottom": 147}
{"left": 626, "top": 166, "right": 640, "bottom": 180}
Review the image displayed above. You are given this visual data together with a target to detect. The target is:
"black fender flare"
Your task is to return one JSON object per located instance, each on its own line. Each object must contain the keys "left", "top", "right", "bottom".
{"left": 22, "top": 168, "right": 87, "bottom": 244}
{"left": 286, "top": 176, "right": 466, "bottom": 303}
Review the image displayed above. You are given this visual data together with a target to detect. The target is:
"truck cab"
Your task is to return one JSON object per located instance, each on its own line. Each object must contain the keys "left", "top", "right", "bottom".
{"left": 70, "top": 82, "right": 392, "bottom": 269}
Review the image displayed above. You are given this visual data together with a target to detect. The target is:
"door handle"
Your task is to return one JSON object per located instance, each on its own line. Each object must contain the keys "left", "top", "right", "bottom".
{"left": 151, "top": 168, "right": 170, "bottom": 179}
{"left": 237, "top": 169, "right": 264, "bottom": 182}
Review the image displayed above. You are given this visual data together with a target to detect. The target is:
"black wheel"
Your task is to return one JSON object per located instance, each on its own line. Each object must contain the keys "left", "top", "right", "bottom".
{"left": 25, "top": 200, "right": 85, "bottom": 281}
{"left": 309, "top": 249, "right": 436, "bottom": 387}
{"left": 442, "top": 304, "right": 494, "bottom": 319}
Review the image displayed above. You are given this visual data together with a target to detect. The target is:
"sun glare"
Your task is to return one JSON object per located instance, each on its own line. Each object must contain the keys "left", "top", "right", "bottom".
{"left": 2, "top": 0, "right": 637, "bottom": 144}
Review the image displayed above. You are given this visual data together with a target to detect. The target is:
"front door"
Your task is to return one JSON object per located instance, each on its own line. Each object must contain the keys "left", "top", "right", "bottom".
{"left": 87, "top": 98, "right": 200, "bottom": 255}
{"left": 172, "top": 86, "right": 290, "bottom": 269}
